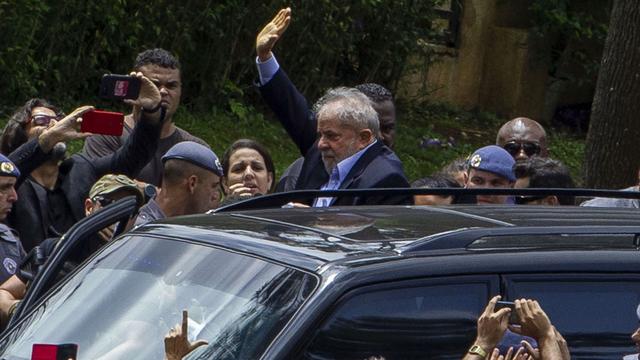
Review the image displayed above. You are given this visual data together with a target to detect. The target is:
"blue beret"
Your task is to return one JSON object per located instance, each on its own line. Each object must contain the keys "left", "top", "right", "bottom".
{"left": 0, "top": 154, "right": 19, "bottom": 178}
{"left": 468, "top": 145, "right": 515, "bottom": 182}
{"left": 162, "top": 141, "right": 223, "bottom": 177}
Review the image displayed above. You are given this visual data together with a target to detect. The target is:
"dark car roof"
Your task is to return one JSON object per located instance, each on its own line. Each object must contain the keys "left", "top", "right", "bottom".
{"left": 131, "top": 205, "right": 640, "bottom": 271}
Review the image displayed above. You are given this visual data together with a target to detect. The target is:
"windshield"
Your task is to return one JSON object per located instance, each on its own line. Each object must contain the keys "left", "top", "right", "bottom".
{"left": 0, "top": 236, "right": 317, "bottom": 360}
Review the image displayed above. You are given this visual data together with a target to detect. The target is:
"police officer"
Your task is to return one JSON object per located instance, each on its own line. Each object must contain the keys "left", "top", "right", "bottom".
{"left": 0, "top": 154, "right": 22, "bottom": 284}
{"left": 134, "top": 141, "right": 224, "bottom": 227}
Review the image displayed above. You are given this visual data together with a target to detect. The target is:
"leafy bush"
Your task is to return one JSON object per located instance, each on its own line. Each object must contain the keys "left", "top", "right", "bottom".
{"left": 0, "top": 0, "right": 441, "bottom": 115}
{"left": 529, "top": 0, "right": 609, "bottom": 85}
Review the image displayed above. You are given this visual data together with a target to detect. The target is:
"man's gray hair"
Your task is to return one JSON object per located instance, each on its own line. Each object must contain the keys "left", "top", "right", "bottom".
{"left": 313, "top": 87, "right": 380, "bottom": 137}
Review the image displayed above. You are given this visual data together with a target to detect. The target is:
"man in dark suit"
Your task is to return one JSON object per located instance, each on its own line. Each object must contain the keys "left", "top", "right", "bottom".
{"left": 257, "top": 50, "right": 409, "bottom": 206}
{"left": 255, "top": 9, "right": 409, "bottom": 206}
{"left": 256, "top": 8, "right": 402, "bottom": 193}
{"left": 265, "top": 82, "right": 408, "bottom": 206}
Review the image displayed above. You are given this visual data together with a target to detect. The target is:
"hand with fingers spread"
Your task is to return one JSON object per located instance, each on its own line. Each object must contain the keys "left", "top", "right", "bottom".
{"left": 38, "top": 105, "right": 94, "bottom": 152}
{"left": 256, "top": 7, "right": 291, "bottom": 62}
{"left": 164, "top": 310, "right": 208, "bottom": 360}
{"left": 463, "top": 295, "right": 512, "bottom": 359}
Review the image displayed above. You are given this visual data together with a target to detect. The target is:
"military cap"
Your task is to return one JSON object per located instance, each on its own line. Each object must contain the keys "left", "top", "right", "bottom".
{"left": 162, "top": 141, "right": 223, "bottom": 177}
{"left": 0, "top": 154, "right": 19, "bottom": 178}
{"left": 89, "top": 174, "right": 144, "bottom": 205}
{"left": 468, "top": 145, "right": 516, "bottom": 182}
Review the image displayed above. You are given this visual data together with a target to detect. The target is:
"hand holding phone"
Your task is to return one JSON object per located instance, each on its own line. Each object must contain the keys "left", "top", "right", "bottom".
{"left": 80, "top": 110, "right": 124, "bottom": 136}
{"left": 495, "top": 300, "right": 520, "bottom": 325}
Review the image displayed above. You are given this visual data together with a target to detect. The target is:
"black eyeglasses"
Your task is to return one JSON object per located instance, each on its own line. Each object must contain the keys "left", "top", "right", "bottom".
{"left": 515, "top": 195, "right": 546, "bottom": 205}
{"left": 503, "top": 142, "right": 541, "bottom": 157}
{"left": 92, "top": 196, "right": 115, "bottom": 207}
{"left": 30, "top": 114, "right": 60, "bottom": 127}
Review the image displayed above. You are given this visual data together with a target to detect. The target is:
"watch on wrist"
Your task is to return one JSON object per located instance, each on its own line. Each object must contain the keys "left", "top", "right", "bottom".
{"left": 468, "top": 344, "right": 487, "bottom": 357}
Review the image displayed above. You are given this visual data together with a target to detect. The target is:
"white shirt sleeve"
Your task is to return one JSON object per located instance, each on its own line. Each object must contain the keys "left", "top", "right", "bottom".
{"left": 256, "top": 54, "right": 281, "bottom": 86}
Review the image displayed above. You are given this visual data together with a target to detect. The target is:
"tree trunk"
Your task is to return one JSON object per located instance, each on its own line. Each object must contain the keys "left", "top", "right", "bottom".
{"left": 584, "top": 0, "right": 640, "bottom": 188}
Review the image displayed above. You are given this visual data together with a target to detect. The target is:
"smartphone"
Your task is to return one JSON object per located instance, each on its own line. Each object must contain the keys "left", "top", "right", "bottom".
{"left": 99, "top": 74, "right": 141, "bottom": 100}
{"left": 81, "top": 110, "right": 125, "bottom": 136}
{"left": 32, "top": 343, "right": 78, "bottom": 360}
{"left": 495, "top": 300, "right": 520, "bottom": 325}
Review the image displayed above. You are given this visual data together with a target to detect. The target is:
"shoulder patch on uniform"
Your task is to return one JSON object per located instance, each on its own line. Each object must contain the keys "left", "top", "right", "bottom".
{"left": 3, "top": 258, "right": 17, "bottom": 275}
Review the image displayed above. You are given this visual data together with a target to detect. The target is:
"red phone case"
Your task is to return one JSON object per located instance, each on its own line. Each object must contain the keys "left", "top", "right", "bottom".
{"left": 32, "top": 343, "right": 78, "bottom": 360}
{"left": 81, "top": 110, "right": 124, "bottom": 136}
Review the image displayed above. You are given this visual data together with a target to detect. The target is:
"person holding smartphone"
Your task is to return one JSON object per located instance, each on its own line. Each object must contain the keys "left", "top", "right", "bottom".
{"left": 82, "top": 48, "right": 209, "bottom": 187}
{"left": 0, "top": 72, "right": 164, "bottom": 251}
{"left": 463, "top": 296, "right": 570, "bottom": 360}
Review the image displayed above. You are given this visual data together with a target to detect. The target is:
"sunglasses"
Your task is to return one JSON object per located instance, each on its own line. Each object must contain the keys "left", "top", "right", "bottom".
{"left": 30, "top": 114, "right": 60, "bottom": 127}
{"left": 515, "top": 195, "right": 546, "bottom": 205}
{"left": 503, "top": 141, "right": 541, "bottom": 157}
{"left": 92, "top": 196, "right": 115, "bottom": 207}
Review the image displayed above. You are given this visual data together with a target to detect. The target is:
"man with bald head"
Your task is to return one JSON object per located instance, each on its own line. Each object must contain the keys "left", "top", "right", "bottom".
{"left": 496, "top": 117, "right": 548, "bottom": 163}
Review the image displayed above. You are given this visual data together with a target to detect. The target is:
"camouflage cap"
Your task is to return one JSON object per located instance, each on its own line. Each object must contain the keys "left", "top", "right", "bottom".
{"left": 89, "top": 174, "right": 144, "bottom": 205}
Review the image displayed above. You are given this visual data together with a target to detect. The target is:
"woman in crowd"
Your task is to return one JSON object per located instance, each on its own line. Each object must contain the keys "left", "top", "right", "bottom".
{"left": 221, "top": 139, "right": 276, "bottom": 202}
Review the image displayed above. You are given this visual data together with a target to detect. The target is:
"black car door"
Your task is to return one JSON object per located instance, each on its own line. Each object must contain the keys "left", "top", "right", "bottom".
{"left": 295, "top": 275, "right": 500, "bottom": 360}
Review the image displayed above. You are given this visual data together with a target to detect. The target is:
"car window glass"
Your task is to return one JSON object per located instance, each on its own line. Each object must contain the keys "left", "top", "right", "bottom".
{"left": 505, "top": 276, "right": 640, "bottom": 359}
{"left": 302, "top": 280, "right": 493, "bottom": 360}
{"left": 0, "top": 236, "right": 317, "bottom": 360}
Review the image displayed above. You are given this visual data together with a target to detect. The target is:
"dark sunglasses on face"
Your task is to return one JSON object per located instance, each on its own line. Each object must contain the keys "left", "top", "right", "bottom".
{"left": 503, "top": 141, "right": 541, "bottom": 157}
{"left": 92, "top": 196, "right": 115, "bottom": 207}
{"left": 30, "top": 114, "right": 59, "bottom": 127}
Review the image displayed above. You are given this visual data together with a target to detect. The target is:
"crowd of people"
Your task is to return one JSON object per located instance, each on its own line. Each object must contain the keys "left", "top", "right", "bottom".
{"left": 0, "top": 6, "right": 636, "bottom": 360}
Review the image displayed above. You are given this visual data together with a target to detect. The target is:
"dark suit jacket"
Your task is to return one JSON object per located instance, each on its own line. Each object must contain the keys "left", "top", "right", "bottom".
{"left": 8, "top": 116, "right": 161, "bottom": 250}
{"left": 260, "top": 68, "right": 410, "bottom": 205}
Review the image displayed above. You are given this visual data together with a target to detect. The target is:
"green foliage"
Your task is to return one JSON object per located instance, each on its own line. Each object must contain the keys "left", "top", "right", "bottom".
{"left": 529, "top": 0, "right": 609, "bottom": 83}
{"left": 396, "top": 101, "right": 506, "bottom": 180}
{"left": 0, "top": 0, "right": 441, "bottom": 116}
{"left": 0, "top": 1, "right": 588, "bottom": 185}
{"left": 547, "top": 132, "right": 585, "bottom": 186}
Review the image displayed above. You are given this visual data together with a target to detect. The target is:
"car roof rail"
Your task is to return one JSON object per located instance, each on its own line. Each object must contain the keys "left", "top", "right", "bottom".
{"left": 399, "top": 225, "right": 640, "bottom": 253}
{"left": 214, "top": 188, "right": 640, "bottom": 212}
